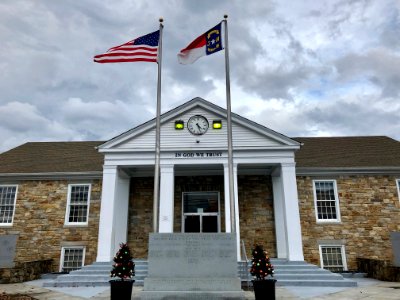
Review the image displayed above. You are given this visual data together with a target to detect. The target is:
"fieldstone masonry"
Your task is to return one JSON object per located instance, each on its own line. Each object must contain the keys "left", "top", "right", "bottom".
{"left": 298, "top": 175, "right": 400, "bottom": 270}
{"left": 0, "top": 180, "right": 101, "bottom": 273}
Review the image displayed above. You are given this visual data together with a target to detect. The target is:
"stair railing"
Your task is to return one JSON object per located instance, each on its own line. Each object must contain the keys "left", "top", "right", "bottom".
{"left": 240, "top": 239, "right": 250, "bottom": 290}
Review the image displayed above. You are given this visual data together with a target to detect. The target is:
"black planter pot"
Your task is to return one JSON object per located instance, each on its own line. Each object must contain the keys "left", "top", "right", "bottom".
{"left": 252, "top": 279, "right": 277, "bottom": 300}
{"left": 109, "top": 279, "right": 134, "bottom": 300}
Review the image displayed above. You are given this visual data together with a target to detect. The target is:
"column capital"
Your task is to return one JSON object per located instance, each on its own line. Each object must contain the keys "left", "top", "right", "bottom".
{"left": 281, "top": 162, "right": 296, "bottom": 169}
{"left": 160, "top": 164, "right": 174, "bottom": 173}
{"left": 223, "top": 162, "right": 238, "bottom": 169}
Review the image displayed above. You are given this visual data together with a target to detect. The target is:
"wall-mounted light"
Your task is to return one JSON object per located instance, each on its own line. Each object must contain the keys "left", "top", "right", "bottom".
{"left": 175, "top": 120, "right": 184, "bottom": 130}
{"left": 213, "top": 120, "right": 222, "bottom": 129}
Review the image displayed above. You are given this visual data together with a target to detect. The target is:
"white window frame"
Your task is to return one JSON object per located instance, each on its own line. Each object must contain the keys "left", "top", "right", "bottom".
{"left": 313, "top": 180, "right": 341, "bottom": 223}
{"left": 64, "top": 184, "right": 91, "bottom": 226}
{"left": 396, "top": 179, "right": 400, "bottom": 202}
{"left": 0, "top": 185, "right": 18, "bottom": 226}
{"left": 60, "top": 246, "right": 86, "bottom": 272}
{"left": 319, "top": 244, "right": 348, "bottom": 272}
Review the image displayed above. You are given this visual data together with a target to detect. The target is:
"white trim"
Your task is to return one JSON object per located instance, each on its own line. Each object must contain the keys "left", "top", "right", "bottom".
{"left": 64, "top": 184, "right": 91, "bottom": 226}
{"left": 0, "top": 172, "right": 102, "bottom": 181}
{"left": 297, "top": 167, "right": 400, "bottom": 176}
{"left": 0, "top": 184, "right": 18, "bottom": 226}
{"left": 60, "top": 246, "right": 86, "bottom": 272}
{"left": 396, "top": 179, "right": 400, "bottom": 202}
{"left": 312, "top": 180, "right": 341, "bottom": 223}
{"left": 319, "top": 244, "right": 348, "bottom": 271}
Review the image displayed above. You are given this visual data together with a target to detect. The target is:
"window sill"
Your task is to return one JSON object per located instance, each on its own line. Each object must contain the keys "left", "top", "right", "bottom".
{"left": 63, "top": 224, "right": 89, "bottom": 228}
{"left": 316, "top": 220, "right": 342, "bottom": 225}
{"left": 0, "top": 223, "right": 13, "bottom": 227}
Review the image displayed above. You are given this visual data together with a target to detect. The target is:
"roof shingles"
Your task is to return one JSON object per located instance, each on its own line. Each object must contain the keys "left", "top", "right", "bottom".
{"left": 0, "top": 136, "right": 399, "bottom": 174}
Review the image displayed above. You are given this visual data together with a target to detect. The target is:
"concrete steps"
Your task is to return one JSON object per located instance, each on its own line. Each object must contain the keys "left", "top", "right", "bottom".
{"left": 44, "top": 259, "right": 357, "bottom": 288}
{"left": 43, "top": 260, "right": 148, "bottom": 287}
{"left": 239, "top": 259, "right": 357, "bottom": 287}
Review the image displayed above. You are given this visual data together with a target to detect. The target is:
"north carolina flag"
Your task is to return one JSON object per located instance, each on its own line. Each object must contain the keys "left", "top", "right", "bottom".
{"left": 177, "top": 23, "right": 223, "bottom": 65}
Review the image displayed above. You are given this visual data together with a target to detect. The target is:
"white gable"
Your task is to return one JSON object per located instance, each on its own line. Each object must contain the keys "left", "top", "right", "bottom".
{"left": 99, "top": 98, "right": 299, "bottom": 152}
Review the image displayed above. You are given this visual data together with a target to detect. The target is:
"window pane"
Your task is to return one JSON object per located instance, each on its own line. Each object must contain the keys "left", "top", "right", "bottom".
{"left": 62, "top": 248, "right": 84, "bottom": 272}
{"left": 184, "top": 215, "right": 200, "bottom": 232}
{"left": 0, "top": 186, "right": 17, "bottom": 224}
{"left": 202, "top": 216, "right": 218, "bottom": 233}
{"left": 68, "top": 185, "right": 89, "bottom": 223}
{"left": 321, "top": 246, "right": 344, "bottom": 272}
{"left": 183, "top": 192, "right": 218, "bottom": 213}
{"left": 315, "top": 181, "right": 338, "bottom": 220}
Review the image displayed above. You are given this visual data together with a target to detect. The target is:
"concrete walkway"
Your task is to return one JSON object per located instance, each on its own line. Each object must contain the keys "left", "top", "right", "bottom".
{"left": 0, "top": 278, "right": 399, "bottom": 299}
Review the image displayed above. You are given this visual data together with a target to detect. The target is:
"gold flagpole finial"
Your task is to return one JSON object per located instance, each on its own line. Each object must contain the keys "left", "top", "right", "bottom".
{"left": 224, "top": 14, "right": 228, "bottom": 19}
{"left": 159, "top": 17, "right": 164, "bottom": 23}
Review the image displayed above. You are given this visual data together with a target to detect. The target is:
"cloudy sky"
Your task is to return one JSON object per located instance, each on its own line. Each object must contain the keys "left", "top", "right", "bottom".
{"left": 0, "top": 0, "right": 399, "bottom": 152}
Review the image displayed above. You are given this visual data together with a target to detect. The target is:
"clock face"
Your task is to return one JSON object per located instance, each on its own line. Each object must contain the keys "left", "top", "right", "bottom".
{"left": 187, "top": 115, "right": 209, "bottom": 135}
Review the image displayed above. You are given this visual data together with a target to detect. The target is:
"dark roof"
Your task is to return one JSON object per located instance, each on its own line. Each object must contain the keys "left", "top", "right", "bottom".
{"left": 293, "top": 136, "right": 400, "bottom": 168}
{"left": 0, "top": 136, "right": 399, "bottom": 174}
{"left": 0, "top": 141, "right": 105, "bottom": 173}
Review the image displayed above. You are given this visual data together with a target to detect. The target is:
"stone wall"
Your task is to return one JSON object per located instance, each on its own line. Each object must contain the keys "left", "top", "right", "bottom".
{"left": 238, "top": 175, "right": 275, "bottom": 259}
{"left": 357, "top": 258, "right": 400, "bottom": 281}
{"left": 0, "top": 180, "right": 101, "bottom": 272}
{"left": 297, "top": 175, "right": 400, "bottom": 270}
{"left": 0, "top": 259, "right": 52, "bottom": 283}
{"left": 127, "top": 177, "right": 154, "bottom": 258}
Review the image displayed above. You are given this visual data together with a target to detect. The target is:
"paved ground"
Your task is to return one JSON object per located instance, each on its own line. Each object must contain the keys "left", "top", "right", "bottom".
{"left": 0, "top": 277, "right": 399, "bottom": 299}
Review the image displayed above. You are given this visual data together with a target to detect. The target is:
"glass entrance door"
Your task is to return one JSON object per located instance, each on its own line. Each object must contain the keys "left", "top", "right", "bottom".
{"left": 182, "top": 192, "right": 220, "bottom": 233}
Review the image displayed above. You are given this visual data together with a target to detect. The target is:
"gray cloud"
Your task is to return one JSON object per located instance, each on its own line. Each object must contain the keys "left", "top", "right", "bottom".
{"left": 0, "top": 0, "right": 399, "bottom": 153}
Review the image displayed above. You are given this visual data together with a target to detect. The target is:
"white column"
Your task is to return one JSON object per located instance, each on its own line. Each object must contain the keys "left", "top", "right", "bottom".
{"left": 281, "top": 163, "right": 304, "bottom": 261}
{"left": 223, "top": 164, "right": 232, "bottom": 233}
{"left": 272, "top": 168, "right": 288, "bottom": 259}
{"left": 158, "top": 164, "right": 174, "bottom": 233}
{"left": 113, "top": 171, "right": 130, "bottom": 251}
{"left": 97, "top": 166, "right": 130, "bottom": 262}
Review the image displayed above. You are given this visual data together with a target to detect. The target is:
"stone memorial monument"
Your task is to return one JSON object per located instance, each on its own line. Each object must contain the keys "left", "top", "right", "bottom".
{"left": 138, "top": 233, "right": 245, "bottom": 299}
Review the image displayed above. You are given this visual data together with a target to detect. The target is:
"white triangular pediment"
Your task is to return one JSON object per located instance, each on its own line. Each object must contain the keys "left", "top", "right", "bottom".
{"left": 98, "top": 98, "right": 300, "bottom": 152}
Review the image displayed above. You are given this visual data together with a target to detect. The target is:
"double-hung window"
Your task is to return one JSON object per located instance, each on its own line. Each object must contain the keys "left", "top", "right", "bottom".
{"left": 60, "top": 246, "right": 85, "bottom": 272}
{"left": 0, "top": 185, "right": 18, "bottom": 225}
{"left": 313, "top": 180, "right": 341, "bottom": 222}
{"left": 319, "top": 245, "right": 347, "bottom": 272}
{"left": 65, "top": 184, "right": 91, "bottom": 225}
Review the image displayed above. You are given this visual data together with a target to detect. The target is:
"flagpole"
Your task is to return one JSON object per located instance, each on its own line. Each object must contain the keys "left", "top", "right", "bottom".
{"left": 223, "top": 15, "right": 236, "bottom": 234}
{"left": 153, "top": 18, "right": 163, "bottom": 233}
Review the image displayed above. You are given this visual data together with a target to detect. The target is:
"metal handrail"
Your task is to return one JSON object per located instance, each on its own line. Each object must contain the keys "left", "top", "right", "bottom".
{"left": 241, "top": 239, "right": 251, "bottom": 289}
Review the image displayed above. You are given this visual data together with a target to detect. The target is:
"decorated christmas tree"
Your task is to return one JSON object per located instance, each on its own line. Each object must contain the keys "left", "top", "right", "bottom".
{"left": 110, "top": 243, "right": 135, "bottom": 281}
{"left": 250, "top": 244, "right": 274, "bottom": 280}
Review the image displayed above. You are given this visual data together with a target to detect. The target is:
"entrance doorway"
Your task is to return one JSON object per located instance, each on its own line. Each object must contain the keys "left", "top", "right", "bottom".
{"left": 182, "top": 192, "right": 220, "bottom": 233}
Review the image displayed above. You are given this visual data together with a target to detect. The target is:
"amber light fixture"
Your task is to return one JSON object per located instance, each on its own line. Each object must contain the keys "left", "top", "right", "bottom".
{"left": 213, "top": 120, "right": 222, "bottom": 129}
{"left": 175, "top": 120, "right": 184, "bottom": 130}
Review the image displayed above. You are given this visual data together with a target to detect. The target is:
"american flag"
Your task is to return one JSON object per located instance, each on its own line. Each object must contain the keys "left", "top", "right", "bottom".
{"left": 94, "top": 30, "right": 160, "bottom": 63}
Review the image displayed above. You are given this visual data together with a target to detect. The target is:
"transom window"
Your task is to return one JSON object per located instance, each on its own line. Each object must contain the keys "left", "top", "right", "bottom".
{"left": 313, "top": 180, "right": 341, "bottom": 222}
{"left": 65, "top": 184, "right": 91, "bottom": 225}
{"left": 319, "top": 245, "right": 347, "bottom": 272}
{"left": 0, "top": 185, "right": 18, "bottom": 225}
{"left": 60, "top": 247, "right": 85, "bottom": 272}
